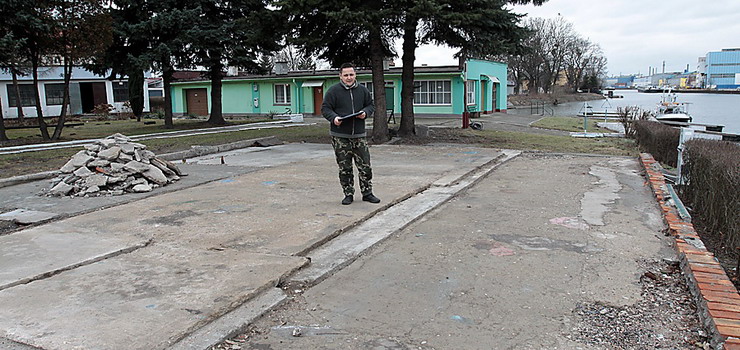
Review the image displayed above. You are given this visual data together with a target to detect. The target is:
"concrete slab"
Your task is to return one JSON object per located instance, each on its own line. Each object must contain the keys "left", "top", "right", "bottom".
{"left": 0, "top": 143, "right": 506, "bottom": 350}
{"left": 0, "top": 222, "right": 150, "bottom": 290}
{"left": 0, "top": 244, "right": 307, "bottom": 350}
{"left": 0, "top": 209, "right": 57, "bottom": 224}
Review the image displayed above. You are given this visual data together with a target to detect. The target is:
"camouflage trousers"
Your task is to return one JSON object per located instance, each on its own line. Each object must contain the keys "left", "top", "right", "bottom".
{"left": 331, "top": 136, "right": 373, "bottom": 197}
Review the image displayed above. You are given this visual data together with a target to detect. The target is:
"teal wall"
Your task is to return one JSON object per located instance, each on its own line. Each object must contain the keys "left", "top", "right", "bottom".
{"left": 464, "top": 58, "right": 508, "bottom": 111}
{"left": 170, "top": 59, "right": 508, "bottom": 117}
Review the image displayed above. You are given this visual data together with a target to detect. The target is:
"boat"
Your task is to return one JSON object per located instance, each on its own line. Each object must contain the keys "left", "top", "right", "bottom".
{"left": 654, "top": 90, "right": 693, "bottom": 123}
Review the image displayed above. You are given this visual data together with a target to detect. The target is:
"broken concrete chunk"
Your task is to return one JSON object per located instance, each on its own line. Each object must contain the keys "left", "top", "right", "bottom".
{"left": 60, "top": 153, "right": 94, "bottom": 173}
{"left": 73, "top": 166, "right": 94, "bottom": 178}
{"left": 120, "top": 143, "right": 137, "bottom": 155}
{"left": 123, "top": 161, "right": 151, "bottom": 173}
{"left": 132, "top": 184, "right": 152, "bottom": 193}
{"left": 118, "top": 153, "right": 134, "bottom": 162}
{"left": 84, "top": 185, "right": 100, "bottom": 194}
{"left": 142, "top": 165, "right": 168, "bottom": 185}
{"left": 99, "top": 139, "right": 117, "bottom": 148}
{"left": 110, "top": 163, "right": 126, "bottom": 172}
{"left": 84, "top": 144, "right": 101, "bottom": 152}
{"left": 140, "top": 150, "right": 155, "bottom": 162}
{"left": 107, "top": 133, "right": 131, "bottom": 142}
{"left": 98, "top": 146, "right": 121, "bottom": 160}
{"left": 89, "top": 159, "right": 111, "bottom": 168}
{"left": 49, "top": 182, "right": 74, "bottom": 196}
{"left": 150, "top": 158, "right": 176, "bottom": 176}
{"left": 85, "top": 174, "right": 108, "bottom": 188}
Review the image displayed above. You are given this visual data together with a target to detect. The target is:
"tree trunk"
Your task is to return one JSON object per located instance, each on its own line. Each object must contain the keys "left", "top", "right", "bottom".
{"left": 31, "top": 56, "right": 50, "bottom": 140}
{"left": 398, "top": 15, "right": 418, "bottom": 137}
{"left": 0, "top": 96, "right": 8, "bottom": 142}
{"left": 11, "top": 68, "right": 24, "bottom": 121}
{"left": 207, "top": 59, "right": 226, "bottom": 125}
{"left": 368, "top": 27, "right": 389, "bottom": 144}
{"left": 163, "top": 62, "right": 174, "bottom": 129}
{"left": 128, "top": 68, "right": 145, "bottom": 121}
{"left": 52, "top": 57, "right": 73, "bottom": 140}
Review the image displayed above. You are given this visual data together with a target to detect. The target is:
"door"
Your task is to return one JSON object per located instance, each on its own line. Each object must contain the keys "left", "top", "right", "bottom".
{"left": 481, "top": 81, "right": 487, "bottom": 113}
{"left": 491, "top": 83, "right": 498, "bottom": 112}
{"left": 312, "top": 87, "right": 324, "bottom": 116}
{"left": 384, "top": 87, "right": 394, "bottom": 111}
{"left": 79, "top": 82, "right": 108, "bottom": 113}
{"left": 185, "top": 88, "right": 208, "bottom": 116}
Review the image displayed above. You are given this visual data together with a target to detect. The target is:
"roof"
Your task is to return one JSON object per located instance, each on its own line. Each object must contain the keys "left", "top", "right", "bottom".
{"left": 172, "top": 65, "right": 464, "bottom": 83}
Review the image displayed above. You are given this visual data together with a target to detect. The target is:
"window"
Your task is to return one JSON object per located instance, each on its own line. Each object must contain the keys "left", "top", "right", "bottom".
{"left": 359, "top": 81, "right": 373, "bottom": 98}
{"left": 413, "top": 80, "right": 451, "bottom": 105}
{"left": 6, "top": 84, "right": 36, "bottom": 107}
{"left": 711, "top": 73, "right": 736, "bottom": 79}
{"left": 45, "top": 83, "right": 65, "bottom": 105}
{"left": 274, "top": 84, "right": 291, "bottom": 104}
{"left": 466, "top": 80, "right": 476, "bottom": 105}
{"left": 112, "top": 81, "right": 129, "bottom": 102}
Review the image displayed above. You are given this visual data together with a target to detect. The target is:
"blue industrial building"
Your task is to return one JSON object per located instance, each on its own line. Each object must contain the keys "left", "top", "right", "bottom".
{"left": 705, "top": 48, "right": 740, "bottom": 89}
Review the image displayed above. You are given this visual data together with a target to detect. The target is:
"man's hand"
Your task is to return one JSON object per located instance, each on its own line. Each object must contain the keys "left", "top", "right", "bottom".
{"left": 333, "top": 117, "right": 342, "bottom": 126}
{"left": 357, "top": 111, "right": 366, "bottom": 119}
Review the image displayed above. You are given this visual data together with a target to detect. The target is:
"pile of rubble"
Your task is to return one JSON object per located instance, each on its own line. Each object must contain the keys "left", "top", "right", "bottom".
{"left": 46, "top": 133, "right": 185, "bottom": 197}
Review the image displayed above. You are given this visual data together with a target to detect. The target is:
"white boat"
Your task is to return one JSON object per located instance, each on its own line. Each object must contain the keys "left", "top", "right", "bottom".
{"left": 654, "top": 90, "right": 692, "bottom": 123}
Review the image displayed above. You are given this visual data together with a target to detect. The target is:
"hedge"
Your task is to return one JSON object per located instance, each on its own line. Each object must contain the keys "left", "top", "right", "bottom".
{"left": 634, "top": 120, "right": 679, "bottom": 167}
{"left": 681, "top": 139, "right": 740, "bottom": 254}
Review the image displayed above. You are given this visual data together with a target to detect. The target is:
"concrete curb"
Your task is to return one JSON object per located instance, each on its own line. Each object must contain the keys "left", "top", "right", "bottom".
{"left": 0, "top": 136, "right": 282, "bottom": 189}
{"left": 639, "top": 153, "right": 740, "bottom": 350}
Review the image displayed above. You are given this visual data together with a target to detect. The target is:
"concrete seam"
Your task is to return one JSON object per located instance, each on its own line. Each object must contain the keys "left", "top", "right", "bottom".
{"left": 291, "top": 150, "right": 520, "bottom": 287}
{"left": 0, "top": 238, "right": 153, "bottom": 292}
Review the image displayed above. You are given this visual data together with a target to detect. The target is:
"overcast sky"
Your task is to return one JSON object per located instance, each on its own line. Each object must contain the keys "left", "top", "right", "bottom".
{"left": 406, "top": 0, "right": 740, "bottom": 77}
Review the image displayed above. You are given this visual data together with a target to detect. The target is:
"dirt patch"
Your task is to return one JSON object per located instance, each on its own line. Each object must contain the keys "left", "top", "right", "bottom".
{"left": 0, "top": 220, "right": 21, "bottom": 235}
{"left": 569, "top": 258, "right": 709, "bottom": 349}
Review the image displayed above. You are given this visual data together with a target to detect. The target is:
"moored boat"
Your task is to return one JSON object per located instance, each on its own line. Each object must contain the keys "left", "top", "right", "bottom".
{"left": 654, "top": 90, "right": 692, "bottom": 123}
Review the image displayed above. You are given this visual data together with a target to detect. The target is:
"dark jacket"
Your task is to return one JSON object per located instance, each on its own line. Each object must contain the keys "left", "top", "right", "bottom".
{"left": 321, "top": 82, "right": 375, "bottom": 138}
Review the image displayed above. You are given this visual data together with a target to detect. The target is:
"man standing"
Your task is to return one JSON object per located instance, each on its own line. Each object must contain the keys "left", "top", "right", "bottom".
{"left": 322, "top": 63, "right": 381, "bottom": 205}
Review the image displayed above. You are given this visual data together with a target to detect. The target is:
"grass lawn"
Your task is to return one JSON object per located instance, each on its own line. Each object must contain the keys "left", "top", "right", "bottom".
{"left": 4, "top": 117, "right": 271, "bottom": 144}
{"left": 1, "top": 122, "right": 637, "bottom": 178}
{"left": 532, "top": 116, "right": 617, "bottom": 133}
{"left": 397, "top": 128, "right": 637, "bottom": 157}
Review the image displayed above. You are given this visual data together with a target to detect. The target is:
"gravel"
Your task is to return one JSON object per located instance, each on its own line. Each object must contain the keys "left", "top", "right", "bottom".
{"left": 567, "top": 258, "right": 711, "bottom": 349}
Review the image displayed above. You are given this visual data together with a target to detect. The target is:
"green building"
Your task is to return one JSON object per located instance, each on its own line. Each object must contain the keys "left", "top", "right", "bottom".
{"left": 170, "top": 58, "right": 507, "bottom": 118}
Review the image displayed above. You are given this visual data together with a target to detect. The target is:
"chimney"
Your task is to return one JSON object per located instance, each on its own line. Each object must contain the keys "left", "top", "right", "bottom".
{"left": 274, "top": 61, "right": 289, "bottom": 75}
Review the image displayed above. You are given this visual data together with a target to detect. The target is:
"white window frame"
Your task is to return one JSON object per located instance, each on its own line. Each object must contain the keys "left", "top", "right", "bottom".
{"left": 413, "top": 80, "right": 452, "bottom": 105}
{"left": 466, "top": 80, "right": 476, "bottom": 105}
{"left": 274, "top": 83, "right": 291, "bottom": 105}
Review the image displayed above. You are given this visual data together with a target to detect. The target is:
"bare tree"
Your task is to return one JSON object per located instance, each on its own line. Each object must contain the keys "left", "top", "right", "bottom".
{"left": 273, "top": 45, "right": 318, "bottom": 71}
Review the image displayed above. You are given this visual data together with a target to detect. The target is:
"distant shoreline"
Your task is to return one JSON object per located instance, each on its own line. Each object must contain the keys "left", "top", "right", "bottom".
{"left": 617, "top": 88, "right": 740, "bottom": 95}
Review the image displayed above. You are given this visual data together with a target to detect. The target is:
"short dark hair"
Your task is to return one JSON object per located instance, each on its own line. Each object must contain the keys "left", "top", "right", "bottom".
{"left": 339, "top": 63, "right": 355, "bottom": 72}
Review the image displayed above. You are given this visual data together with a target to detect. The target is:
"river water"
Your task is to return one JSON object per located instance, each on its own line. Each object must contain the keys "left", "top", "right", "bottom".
{"left": 534, "top": 90, "right": 740, "bottom": 134}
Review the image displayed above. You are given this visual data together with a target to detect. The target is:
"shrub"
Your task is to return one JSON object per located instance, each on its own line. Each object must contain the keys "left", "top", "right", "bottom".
{"left": 617, "top": 106, "right": 651, "bottom": 138}
{"left": 680, "top": 139, "right": 740, "bottom": 254}
{"left": 634, "top": 120, "right": 679, "bottom": 167}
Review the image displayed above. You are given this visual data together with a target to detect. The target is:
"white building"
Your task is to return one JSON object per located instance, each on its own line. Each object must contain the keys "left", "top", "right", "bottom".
{"left": 1, "top": 67, "right": 150, "bottom": 119}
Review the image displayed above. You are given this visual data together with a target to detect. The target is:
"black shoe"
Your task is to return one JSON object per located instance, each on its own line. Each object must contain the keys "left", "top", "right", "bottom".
{"left": 362, "top": 193, "right": 381, "bottom": 203}
{"left": 341, "top": 195, "right": 353, "bottom": 205}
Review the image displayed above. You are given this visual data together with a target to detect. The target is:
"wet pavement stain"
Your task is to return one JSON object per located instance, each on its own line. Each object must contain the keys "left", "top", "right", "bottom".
{"left": 487, "top": 234, "right": 603, "bottom": 254}
{"left": 140, "top": 210, "right": 201, "bottom": 226}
